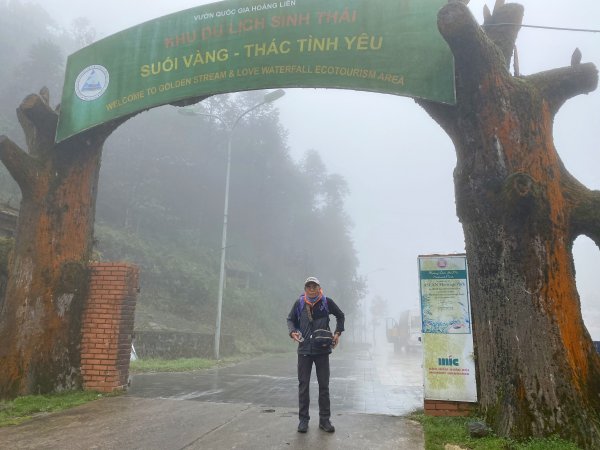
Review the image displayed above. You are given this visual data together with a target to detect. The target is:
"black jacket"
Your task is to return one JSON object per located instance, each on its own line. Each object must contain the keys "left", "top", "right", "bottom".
{"left": 286, "top": 296, "right": 345, "bottom": 355}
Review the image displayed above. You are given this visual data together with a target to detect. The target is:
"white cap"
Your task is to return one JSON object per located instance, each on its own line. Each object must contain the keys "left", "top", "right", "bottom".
{"left": 304, "top": 276, "right": 320, "bottom": 286}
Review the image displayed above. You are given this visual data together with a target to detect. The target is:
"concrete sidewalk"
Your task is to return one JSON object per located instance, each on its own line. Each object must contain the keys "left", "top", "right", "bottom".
{"left": 0, "top": 396, "right": 424, "bottom": 450}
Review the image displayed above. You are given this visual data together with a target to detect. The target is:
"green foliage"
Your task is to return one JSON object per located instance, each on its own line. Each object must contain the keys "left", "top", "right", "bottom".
{"left": 129, "top": 358, "right": 218, "bottom": 373}
{"left": 0, "top": 2, "right": 82, "bottom": 143}
{"left": 94, "top": 93, "right": 362, "bottom": 350}
{"left": 0, "top": 390, "right": 112, "bottom": 427}
{"left": 13, "top": 39, "right": 64, "bottom": 94}
{"left": 94, "top": 225, "right": 218, "bottom": 333}
{"left": 0, "top": 4, "right": 363, "bottom": 353}
{"left": 411, "top": 413, "right": 582, "bottom": 450}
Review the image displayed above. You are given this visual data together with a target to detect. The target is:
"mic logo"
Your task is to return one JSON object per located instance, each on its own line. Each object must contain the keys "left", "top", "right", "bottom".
{"left": 438, "top": 356, "right": 459, "bottom": 366}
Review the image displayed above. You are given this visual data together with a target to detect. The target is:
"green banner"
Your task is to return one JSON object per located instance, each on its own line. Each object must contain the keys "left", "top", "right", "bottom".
{"left": 56, "top": 0, "right": 455, "bottom": 142}
{"left": 420, "top": 270, "right": 467, "bottom": 280}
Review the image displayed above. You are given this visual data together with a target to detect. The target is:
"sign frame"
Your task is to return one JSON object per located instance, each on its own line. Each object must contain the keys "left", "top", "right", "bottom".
{"left": 418, "top": 253, "right": 478, "bottom": 403}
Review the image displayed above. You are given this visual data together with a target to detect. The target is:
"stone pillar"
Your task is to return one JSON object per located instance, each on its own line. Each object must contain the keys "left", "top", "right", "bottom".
{"left": 80, "top": 262, "right": 139, "bottom": 392}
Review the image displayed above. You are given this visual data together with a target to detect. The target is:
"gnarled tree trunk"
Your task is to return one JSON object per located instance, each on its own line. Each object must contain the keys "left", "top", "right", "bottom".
{"left": 419, "top": 1, "right": 600, "bottom": 447}
{"left": 0, "top": 90, "right": 114, "bottom": 398}
{"left": 0, "top": 90, "right": 205, "bottom": 398}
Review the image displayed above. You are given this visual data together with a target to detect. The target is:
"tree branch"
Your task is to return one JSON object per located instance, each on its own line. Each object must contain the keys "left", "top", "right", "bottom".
{"left": 415, "top": 98, "right": 457, "bottom": 136}
{"left": 526, "top": 63, "right": 598, "bottom": 116}
{"left": 17, "top": 93, "right": 58, "bottom": 157}
{"left": 571, "top": 188, "right": 600, "bottom": 249}
{"left": 559, "top": 163, "right": 600, "bottom": 248}
{"left": 482, "top": 2, "right": 524, "bottom": 69}
{"left": 0, "top": 136, "right": 38, "bottom": 196}
{"left": 438, "top": 2, "right": 507, "bottom": 81}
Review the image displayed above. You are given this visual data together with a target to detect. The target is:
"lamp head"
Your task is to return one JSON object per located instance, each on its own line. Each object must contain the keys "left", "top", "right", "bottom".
{"left": 178, "top": 107, "right": 200, "bottom": 116}
{"left": 263, "top": 89, "right": 285, "bottom": 103}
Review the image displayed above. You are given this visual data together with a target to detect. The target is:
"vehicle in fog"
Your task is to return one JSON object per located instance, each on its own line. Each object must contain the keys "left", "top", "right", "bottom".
{"left": 386, "top": 308, "right": 422, "bottom": 352}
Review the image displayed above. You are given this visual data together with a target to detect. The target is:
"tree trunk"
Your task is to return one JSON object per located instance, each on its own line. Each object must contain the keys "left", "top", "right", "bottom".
{"left": 0, "top": 91, "right": 110, "bottom": 398}
{"left": 0, "top": 91, "right": 207, "bottom": 398}
{"left": 419, "top": 2, "right": 600, "bottom": 447}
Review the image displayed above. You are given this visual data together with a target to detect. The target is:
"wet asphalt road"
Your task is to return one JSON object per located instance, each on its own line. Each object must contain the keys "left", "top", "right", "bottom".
{"left": 0, "top": 342, "right": 425, "bottom": 449}
{"left": 129, "top": 342, "right": 424, "bottom": 417}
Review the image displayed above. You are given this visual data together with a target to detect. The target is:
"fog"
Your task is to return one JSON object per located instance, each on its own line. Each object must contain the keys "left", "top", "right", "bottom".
{"left": 41, "top": 0, "right": 600, "bottom": 336}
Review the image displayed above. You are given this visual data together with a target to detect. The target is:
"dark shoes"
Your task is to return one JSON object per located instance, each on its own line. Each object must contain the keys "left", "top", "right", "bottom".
{"left": 319, "top": 419, "right": 335, "bottom": 433}
{"left": 298, "top": 419, "right": 335, "bottom": 433}
{"left": 297, "top": 419, "right": 309, "bottom": 433}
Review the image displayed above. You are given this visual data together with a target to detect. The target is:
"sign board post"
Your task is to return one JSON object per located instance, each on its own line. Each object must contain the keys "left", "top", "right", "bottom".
{"left": 418, "top": 254, "right": 478, "bottom": 403}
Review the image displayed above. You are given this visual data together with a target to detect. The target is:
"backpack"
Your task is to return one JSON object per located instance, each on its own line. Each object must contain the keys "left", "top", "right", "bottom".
{"left": 295, "top": 296, "right": 334, "bottom": 349}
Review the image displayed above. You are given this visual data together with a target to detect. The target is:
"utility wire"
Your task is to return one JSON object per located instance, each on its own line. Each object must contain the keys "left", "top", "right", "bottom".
{"left": 486, "top": 23, "right": 600, "bottom": 33}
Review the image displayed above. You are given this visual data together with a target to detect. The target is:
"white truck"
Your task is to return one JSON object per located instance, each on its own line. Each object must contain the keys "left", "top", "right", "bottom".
{"left": 386, "top": 308, "right": 422, "bottom": 352}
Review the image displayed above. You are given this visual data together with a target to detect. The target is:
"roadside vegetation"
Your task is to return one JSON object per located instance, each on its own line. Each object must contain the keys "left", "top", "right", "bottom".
{"left": 0, "top": 357, "right": 243, "bottom": 427}
{"left": 0, "top": 390, "right": 113, "bottom": 427}
{"left": 412, "top": 413, "right": 581, "bottom": 450}
{"left": 0, "top": 0, "right": 365, "bottom": 361}
{"left": 129, "top": 356, "right": 247, "bottom": 373}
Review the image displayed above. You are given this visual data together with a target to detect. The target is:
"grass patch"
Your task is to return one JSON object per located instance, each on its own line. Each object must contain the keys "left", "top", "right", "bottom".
{"left": 129, "top": 356, "right": 245, "bottom": 373}
{"left": 0, "top": 390, "right": 113, "bottom": 427}
{"left": 0, "top": 356, "right": 247, "bottom": 427}
{"left": 411, "top": 413, "right": 582, "bottom": 450}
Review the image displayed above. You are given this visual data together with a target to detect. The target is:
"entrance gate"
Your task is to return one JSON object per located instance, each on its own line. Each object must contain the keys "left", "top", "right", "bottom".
{"left": 56, "top": 0, "right": 455, "bottom": 142}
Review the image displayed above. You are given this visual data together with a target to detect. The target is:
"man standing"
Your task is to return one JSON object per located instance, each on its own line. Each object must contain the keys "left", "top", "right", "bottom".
{"left": 287, "top": 276, "right": 345, "bottom": 433}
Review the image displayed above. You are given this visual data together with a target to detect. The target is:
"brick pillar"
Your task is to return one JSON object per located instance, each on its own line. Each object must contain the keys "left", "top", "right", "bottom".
{"left": 81, "top": 262, "right": 139, "bottom": 392}
{"left": 424, "top": 399, "right": 476, "bottom": 416}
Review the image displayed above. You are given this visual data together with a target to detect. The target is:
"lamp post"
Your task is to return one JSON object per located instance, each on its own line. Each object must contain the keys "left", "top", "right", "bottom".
{"left": 179, "top": 89, "right": 285, "bottom": 359}
{"left": 362, "top": 267, "right": 385, "bottom": 345}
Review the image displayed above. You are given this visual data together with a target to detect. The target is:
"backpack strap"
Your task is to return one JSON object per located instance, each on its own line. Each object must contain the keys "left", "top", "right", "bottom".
{"left": 295, "top": 296, "right": 304, "bottom": 320}
{"left": 296, "top": 294, "right": 329, "bottom": 319}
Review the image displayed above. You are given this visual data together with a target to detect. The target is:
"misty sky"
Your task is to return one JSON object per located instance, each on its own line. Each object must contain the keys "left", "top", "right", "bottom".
{"left": 39, "top": 0, "right": 600, "bottom": 336}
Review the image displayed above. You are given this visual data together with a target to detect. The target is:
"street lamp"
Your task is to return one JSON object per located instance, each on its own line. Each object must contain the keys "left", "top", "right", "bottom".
{"left": 362, "top": 267, "right": 385, "bottom": 345}
{"left": 179, "top": 89, "right": 285, "bottom": 359}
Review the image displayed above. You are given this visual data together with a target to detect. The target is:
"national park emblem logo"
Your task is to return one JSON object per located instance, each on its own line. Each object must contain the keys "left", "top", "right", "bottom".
{"left": 75, "top": 65, "right": 109, "bottom": 101}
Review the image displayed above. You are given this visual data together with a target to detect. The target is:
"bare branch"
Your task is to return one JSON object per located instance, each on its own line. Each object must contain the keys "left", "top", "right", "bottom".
{"left": 39, "top": 86, "right": 50, "bottom": 105}
{"left": 17, "top": 94, "right": 58, "bottom": 156}
{"left": 571, "top": 48, "right": 582, "bottom": 67}
{"left": 569, "top": 188, "right": 600, "bottom": 250}
{"left": 0, "top": 136, "right": 38, "bottom": 196}
{"left": 415, "top": 98, "right": 457, "bottom": 136}
{"left": 437, "top": 2, "right": 507, "bottom": 82}
{"left": 526, "top": 63, "right": 598, "bottom": 115}
{"left": 575, "top": 191, "right": 600, "bottom": 249}
{"left": 438, "top": 2, "right": 485, "bottom": 58}
{"left": 483, "top": 5, "right": 492, "bottom": 23}
{"left": 492, "top": 0, "right": 506, "bottom": 15}
{"left": 558, "top": 163, "right": 600, "bottom": 248}
{"left": 483, "top": 3, "right": 524, "bottom": 68}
